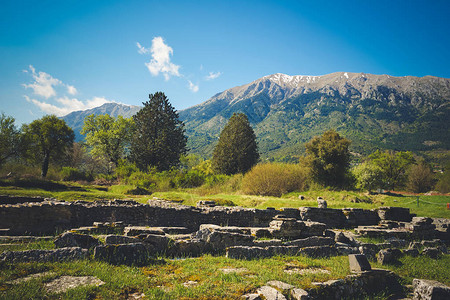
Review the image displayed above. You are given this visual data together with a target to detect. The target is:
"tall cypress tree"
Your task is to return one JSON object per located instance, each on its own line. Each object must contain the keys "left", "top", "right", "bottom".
{"left": 212, "top": 113, "right": 259, "bottom": 175}
{"left": 130, "top": 92, "right": 187, "bottom": 171}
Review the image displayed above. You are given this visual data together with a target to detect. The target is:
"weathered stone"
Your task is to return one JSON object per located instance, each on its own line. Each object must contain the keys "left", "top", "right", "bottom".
{"left": 226, "top": 246, "right": 268, "bottom": 259}
{"left": 377, "top": 206, "right": 413, "bottom": 222}
{"left": 291, "top": 288, "right": 309, "bottom": 300}
{"left": 386, "top": 238, "right": 408, "bottom": 248}
{"left": 105, "top": 235, "right": 140, "bottom": 244}
{"left": 0, "top": 247, "right": 88, "bottom": 263}
{"left": 196, "top": 200, "right": 216, "bottom": 207}
{"left": 317, "top": 197, "right": 327, "bottom": 209}
{"left": 142, "top": 234, "right": 171, "bottom": 253}
{"left": 299, "top": 207, "right": 346, "bottom": 228}
{"left": 169, "top": 239, "right": 210, "bottom": 257}
{"left": 284, "top": 236, "right": 334, "bottom": 247}
{"left": 45, "top": 276, "right": 105, "bottom": 294}
{"left": 54, "top": 232, "right": 101, "bottom": 249}
{"left": 269, "top": 218, "right": 305, "bottom": 239}
{"left": 253, "top": 239, "right": 283, "bottom": 247}
{"left": 421, "top": 239, "right": 444, "bottom": 248}
{"left": 195, "top": 228, "right": 254, "bottom": 251}
{"left": 377, "top": 248, "right": 402, "bottom": 265}
{"left": 93, "top": 243, "right": 150, "bottom": 266}
{"left": 413, "top": 279, "right": 450, "bottom": 300}
{"left": 342, "top": 208, "right": 380, "bottom": 226}
{"left": 297, "top": 245, "right": 338, "bottom": 258}
{"left": 267, "top": 280, "right": 294, "bottom": 292}
{"left": 241, "top": 293, "right": 261, "bottom": 300}
{"left": 257, "top": 286, "right": 287, "bottom": 300}
{"left": 421, "top": 247, "right": 441, "bottom": 259}
{"left": 124, "top": 226, "right": 165, "bottom": 236}
{"left": 348, "top": 254, "right": 371, "bottom": 272}
{"left": 302, "top": 221, "right": 327, "bottom": 237}
{"left": 403, "top": 248, "right": 419, "bottom": 257}
{"left": 219, "top": 267, "right": 248, "bottom": 274}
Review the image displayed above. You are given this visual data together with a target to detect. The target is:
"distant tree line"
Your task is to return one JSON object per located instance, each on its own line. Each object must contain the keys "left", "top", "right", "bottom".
{"left": 1, "top": 91, "right": 448, "bottom": 196}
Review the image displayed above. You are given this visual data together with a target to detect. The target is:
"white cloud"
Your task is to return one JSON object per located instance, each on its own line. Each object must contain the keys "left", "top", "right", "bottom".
{"left": 25, "top": 95, "right": 110, "bottom": 117}
{"left": 23, "top": 66, "right": 113, "bottom": 117}
{"left": 188, "top": 80, "right": 199, "bottom": 93}
{"left": 136, "top": 42, "right": 149, "bottom": 54}
{"left": 205, "top": 71, "right": 222, "bottom": 80}
{"left": 138, "top": 37, "right": 181, "bottom": 80}
{"left": 23, "top": 65, "right": 62, "bottom": 99}
{"left": 66, "top": 85, "right": 77, "bottom": 95}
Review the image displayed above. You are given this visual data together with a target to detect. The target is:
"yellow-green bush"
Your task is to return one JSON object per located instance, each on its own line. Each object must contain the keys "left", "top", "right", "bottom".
{"left": 241, "top": 163, "right": 307, "bottom": 197}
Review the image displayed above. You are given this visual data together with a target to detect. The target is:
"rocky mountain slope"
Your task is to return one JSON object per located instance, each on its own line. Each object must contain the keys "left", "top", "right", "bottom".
{"left": 179, "top": 72, "right": 450, "bottom": 159}
{"left": 62, "top": 102, "right": 141, "bottom": 141}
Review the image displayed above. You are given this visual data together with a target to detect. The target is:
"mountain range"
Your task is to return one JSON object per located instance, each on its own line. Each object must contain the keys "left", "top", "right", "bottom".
{"left": 62, "top": 72, "right": 450, "bottom": 160}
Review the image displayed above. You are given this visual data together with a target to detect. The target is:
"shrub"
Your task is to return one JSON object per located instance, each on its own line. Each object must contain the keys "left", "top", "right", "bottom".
{"left": 61, "top": 167, "right": 93, "bottom": 182}
{"left": 176, "top": 170, "right": 206, "bottom": 188}
{"left": 241, "top": 163, "right": 307, "bottom": 197}
{"left": 115, "top": 160, "right": 139, "bottom": 180}
{"left": 352, "top": 161, "right": 383, "bottom": 192}
{"left": 435, "top": 161, "right": 450, "bottom": 193}
{"left": 407, "top": 162, "right": 435, "bottom": 193}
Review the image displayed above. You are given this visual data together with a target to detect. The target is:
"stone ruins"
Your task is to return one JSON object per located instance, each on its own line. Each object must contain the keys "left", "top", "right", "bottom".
{"left": 1, "top": 195, "right": 449, "bottom": 299}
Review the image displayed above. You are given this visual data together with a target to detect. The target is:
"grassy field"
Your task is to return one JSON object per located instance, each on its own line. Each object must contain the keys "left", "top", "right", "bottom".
{"left": 1, "top": 238, "right": 449, "bottom": 299}
{"left": 1, "top": 180, "right": 449, "bottom": 298}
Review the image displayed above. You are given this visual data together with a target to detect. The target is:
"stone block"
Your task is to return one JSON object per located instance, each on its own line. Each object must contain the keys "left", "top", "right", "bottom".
{"left": 267, "top": 280, "right": 294, "bottom": 291}
{"left": 297, "top": 245, "right": 338, "bottom": 258}
{"left": 348, "top": 254, "right": 371, "bottom": 272}
{"left": 377, "top": 207, "right": 412, "bottom": 222}
{"left": 377, "top": 248, "right": 402, "bottom": 265}
{"left": 105, "top": 235, "right": 140, "bottom": 245}
{"left": 256, "top": 286, "right": 287, "bottom": 300}
{"left": 291, "top": 288, "right": 309, "bottom": 300}
{"left": 403, "top": 248, "right": 419, "bottom": 257}
{"left": 54, "top": 232, "right": 101, "bottom": 249}
{"left": 93, "top": 243, "right": 150, "bottom": 266}
{"left": 421, "top": 247, "right": 441, "bottom": 259}
{"left": 317, "top": 197, "right": 327, "bottom": 209}
{"left": 413, "top": 279, "right": 450, "bottom": 300}
{"left": 226, "top": 246, "right": 268, "bottom": 259}
{"left": 0, "top": 247, "right": 88, "bottom": 263}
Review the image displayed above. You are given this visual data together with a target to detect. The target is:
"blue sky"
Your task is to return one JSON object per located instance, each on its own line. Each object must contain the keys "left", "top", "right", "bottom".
{"left": 1, "top": 0, "right": 449, "bottom": 125}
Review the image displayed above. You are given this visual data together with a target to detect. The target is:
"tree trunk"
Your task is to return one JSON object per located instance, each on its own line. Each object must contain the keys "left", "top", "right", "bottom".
{"left": 41, "top": 151, "right": 50, "bottom": 178}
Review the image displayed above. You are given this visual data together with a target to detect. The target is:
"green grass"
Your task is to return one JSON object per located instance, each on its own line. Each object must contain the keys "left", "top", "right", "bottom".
{"left": 1, "top": 250, "right": 449, "bottom": 299}
{"left": 0, "top": 254, "right": 350, "bottom": 299}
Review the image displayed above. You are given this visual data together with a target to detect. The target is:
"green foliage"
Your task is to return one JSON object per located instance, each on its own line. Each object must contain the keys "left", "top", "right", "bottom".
{"left": 21, "top": 115, "right": 74, "bottom": 178}
{"left": 81, "top": 114, "right": 134, "bottom": 170}
{"left": 352, "top": 161, "right": 383, "bottom": 191}
{"left": 175, "top": 169, "right": 206, "bottom": 188}
{"left": 212, "top": 113, "right": 259, "bottom": 175}
{"left": 130, "top": 92, "right": 187, "bottom": 171}
{"left": 242, "top": 163, "right": 307, "bottom": 197}
{"left": 407, "top": 161, "right": 435, "bottom": 193}
{"left": 115, "top": 160, "right": 139, "bottom": 180}
{"left": 0, "top": 113, "right": 22, "bottom": 167}
{"left": 435, "top": 161, "right": 450, "bottom": 193}
{"left": 369, "top": 150, "right": 415, "bottom": 190}
{"left": 304, "top": 129, "right": 351, "bottom": 188}
{"left": 60, "top": 167, "right": 93, "bottom": 182}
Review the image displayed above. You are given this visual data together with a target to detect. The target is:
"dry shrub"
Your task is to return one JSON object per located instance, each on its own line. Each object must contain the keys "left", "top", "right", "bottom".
{"left": 241, "top": 163, "right": 307, "bottom": 197}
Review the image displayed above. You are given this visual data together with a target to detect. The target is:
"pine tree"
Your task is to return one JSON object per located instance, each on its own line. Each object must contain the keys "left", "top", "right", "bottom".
{"left": 130, "top": 92, "right": 187, "bottom": 171}
{"left": 212, "top": 113, "right": 259, "bottom": 175}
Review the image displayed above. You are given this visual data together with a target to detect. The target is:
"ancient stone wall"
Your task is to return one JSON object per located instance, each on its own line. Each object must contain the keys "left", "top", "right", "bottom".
{"left": 0, "top": 198, "right": 409, "bottom": 235}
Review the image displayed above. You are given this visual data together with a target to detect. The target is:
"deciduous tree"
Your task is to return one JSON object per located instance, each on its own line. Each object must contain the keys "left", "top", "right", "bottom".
{"left": 0, "top": 113, "right": 22, "bottom": 168}
{"left": 130, "top": 92, "right": 187, "bottom": 171}
{"left": 212, "top": 113, "right": 259, "bottom": 175}
{"left": 81, "top": 114, "right": 134, "bottom": 168}
{"left": 22, "top": 115, "right": 74, "bottom": 177}
{"left": 369, "top": 150, "right": 415, "bottom": 190}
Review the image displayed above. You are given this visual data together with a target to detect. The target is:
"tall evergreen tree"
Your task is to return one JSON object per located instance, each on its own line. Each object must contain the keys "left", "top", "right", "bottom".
{"left": 130, "top": 92, "right": 187, "bottom": 171}
{"left": 212, "top": 113, "right": 259, "bottom": 175}
{"left": 305, "top": 129, "right": 351, "bottom": 188}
